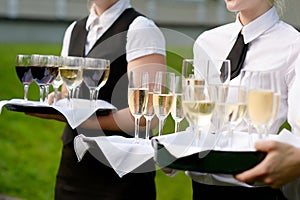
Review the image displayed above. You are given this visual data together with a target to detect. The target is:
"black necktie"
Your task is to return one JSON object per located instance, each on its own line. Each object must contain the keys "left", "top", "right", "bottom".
{"left": 221, "top": 32, "right": 249, "bottom": 80}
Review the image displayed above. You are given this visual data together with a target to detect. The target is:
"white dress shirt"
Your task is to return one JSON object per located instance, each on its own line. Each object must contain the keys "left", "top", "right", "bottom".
{"left": 60, "top": 0, "right": 166, "bottom": 60}
{"left": 191, "top": 6, "right": 300, "bottom": 188}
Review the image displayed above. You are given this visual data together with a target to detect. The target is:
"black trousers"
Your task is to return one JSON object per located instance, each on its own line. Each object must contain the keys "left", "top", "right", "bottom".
{"left": 55, "top": 142, "right": 156, "bottom": 200}
{"left": 192, "top": 181, "right": 287, "bottom": 200}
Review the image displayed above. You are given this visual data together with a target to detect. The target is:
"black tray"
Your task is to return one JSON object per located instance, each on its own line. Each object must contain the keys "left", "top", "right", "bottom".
{"left": 4, "top": 103, "right": 111, "bottom": 116}
{"left": 153, "top": 140, "right": 266, "bottom": 174}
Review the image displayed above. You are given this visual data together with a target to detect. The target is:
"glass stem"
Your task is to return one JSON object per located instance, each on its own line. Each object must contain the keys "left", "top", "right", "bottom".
{"left": 158, "top": 118, "right": 165, "bottom": 136}
{"left": 134, "top": 116, "right": 141, "bottom": 139}
{"left": 45, "top": 85, "right": 49, "bottom": 104}
{"left": 39, "top": 85, "right": 45, "bottom": 103}
{"left": 175, "top": 121, "right": 180, "bottom": 133}
{"left": 145, "top": 117, "right": 152, "bottom": 140}
{"left": 89, "top": 88, "right": 96, "bottom": 107}
{"left": 23, "top": 84, "right": 29, "bottom": 101}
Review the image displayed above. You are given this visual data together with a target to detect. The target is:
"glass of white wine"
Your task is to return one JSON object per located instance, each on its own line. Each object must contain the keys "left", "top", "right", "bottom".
{"left": 128, "top": 71, "right": 149, "bottom": 142}
{"left": 59, "top": 56, "right": 84, "bottom": 108}
{"left": 171, "top": 75, "right": 184, "bottom": 133}
{"left": 214, "top": 85, "right": 247, "bottom": 148}
{"left": 153, "top": 71, "right": 175, "bottom": 136}
{"left": 182, "top": 84, "right": 216, "bottom": 144}
{"left": 246, "top": 70, "right": 278, "bottom": 139}
{"left": 83, "top": 57, "right": 110, "bottom": 107}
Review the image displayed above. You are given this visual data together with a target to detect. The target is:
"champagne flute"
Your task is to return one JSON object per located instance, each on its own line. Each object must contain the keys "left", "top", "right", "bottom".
{"left": 128, "top": 71, "right": 149, "bottom": 142}
{"left": 246, "top": 70, "right": 277, "bottom": 139}
{"left": 182, "top": 84, "right": 216, "bottom": 144}
{"left": 15, "top": 54, "right": 33, "bottom": 101}
{"left": 82, "top": 57, "right": 110, "bottom": 107}
{"left": 45, "top": 55, "right": 60, "bottom": 104}
{"left": 51, "top": 56, "right": 63, "bottom": 105}
{"left": 59, "top": 56, "right": 84, "bottom": 108}
{"left": 143, "top": 72, "right": 155, "bottom": 140}
{"left": 214, "top": 85, "right": 247, "bottom": 148}
{"left": 171, "top": 75, "right": 184, "bottom": 133}
{"left": 153, "top": 71, "right": 175, "bottom": 136}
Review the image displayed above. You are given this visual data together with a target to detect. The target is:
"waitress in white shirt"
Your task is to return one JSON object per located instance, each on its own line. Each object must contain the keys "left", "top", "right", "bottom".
{"left": 191, "top": 0, "right": 300, "bottom": 199}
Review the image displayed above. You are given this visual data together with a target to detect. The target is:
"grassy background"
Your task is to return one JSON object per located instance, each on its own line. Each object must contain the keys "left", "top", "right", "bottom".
{"left": 0, "top": 44, "right": 192, "bottom": 200}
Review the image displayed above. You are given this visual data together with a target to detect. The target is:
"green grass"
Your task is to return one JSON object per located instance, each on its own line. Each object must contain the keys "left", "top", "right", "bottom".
{"left": 0, "top": 44, "right": 193, "bottom": 200}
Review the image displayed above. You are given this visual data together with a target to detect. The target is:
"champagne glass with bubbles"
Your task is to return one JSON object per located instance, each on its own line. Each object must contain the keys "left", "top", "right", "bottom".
{"left": 128, "top": 71, "right": 149, "bottom": 142}
{"left": 171, "top": 75, "right": 184, "bottom": 133}
{"left": 153, "top": 71, "right": 175, "bottom": 136}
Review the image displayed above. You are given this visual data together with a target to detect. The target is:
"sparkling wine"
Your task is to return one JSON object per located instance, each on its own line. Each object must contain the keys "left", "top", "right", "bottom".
{"left": 128, "top": 88, "right": 149, "bottom": 116}
{"left": 182, "top": 100, "right": 215, "bottom": 127}
{"left": 248, "top": 90, "right": 274, "bottom": 124}
{"left": 144, "top": 92, "right": 155, "bottom": 117}
{"left": 215, "top": 103, "right": 247, "bottom": 127}
{"left": 153, "top": 93, "right": 174, "bottom": 118}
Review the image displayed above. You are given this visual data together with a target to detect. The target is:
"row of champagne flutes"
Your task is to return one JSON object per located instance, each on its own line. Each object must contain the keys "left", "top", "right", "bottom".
{"left": 15, "top": 54, "right": 110, "bottom": 108}
{"left": 181, "top": 58, "right": 281, "bottom": 148}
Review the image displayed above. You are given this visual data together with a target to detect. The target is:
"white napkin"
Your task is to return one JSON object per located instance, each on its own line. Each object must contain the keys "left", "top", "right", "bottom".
{"left": 74, "top": 134, "right": 154, "bottom": 178}
{"left": 0, "top": 98, "right": 116, "bottom": 129}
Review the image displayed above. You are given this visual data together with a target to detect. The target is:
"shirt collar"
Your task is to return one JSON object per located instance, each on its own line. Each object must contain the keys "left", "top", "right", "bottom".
{"left": 85, "top": 0, "right": 131, "bottom": 31}
{"left": 231, "top": 6, "right": 279, "bottom": 44}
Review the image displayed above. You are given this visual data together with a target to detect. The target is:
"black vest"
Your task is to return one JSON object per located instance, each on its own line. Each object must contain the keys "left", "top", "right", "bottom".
{"left": 62, "top": 8, "right": 143, "bottom": 145}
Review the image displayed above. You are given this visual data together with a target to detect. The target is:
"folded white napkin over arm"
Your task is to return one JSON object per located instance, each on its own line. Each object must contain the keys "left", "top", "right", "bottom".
{"left": 74, "top": 134, "right": 154, "bottom": 178}
{"left": 0, "top": 98, "right": 116, "bottom": 129}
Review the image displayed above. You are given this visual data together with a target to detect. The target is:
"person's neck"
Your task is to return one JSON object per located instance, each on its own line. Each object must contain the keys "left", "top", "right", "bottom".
{"left": 239, "top": 4, "right": 273, "bottom": 26}
{"left": 94, "top": 0, "right": 118, "bottom": 16}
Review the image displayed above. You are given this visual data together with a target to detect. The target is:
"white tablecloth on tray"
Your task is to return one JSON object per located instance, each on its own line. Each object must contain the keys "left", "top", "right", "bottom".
{"left": 0, "top": 98, "right": 116, "bottom": 129}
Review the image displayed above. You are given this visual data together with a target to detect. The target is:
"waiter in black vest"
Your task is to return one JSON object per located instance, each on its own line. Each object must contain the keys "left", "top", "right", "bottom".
{"left": 34, "top": 0, "right": 166, "bottom": 199}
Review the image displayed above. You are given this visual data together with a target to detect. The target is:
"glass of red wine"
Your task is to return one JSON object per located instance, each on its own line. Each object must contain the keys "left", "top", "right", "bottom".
{"left": 15, "top": 54, "right": 33, "bottom": 101}
{"left": 30, "top": 54, "right": 58, "bottom": 103}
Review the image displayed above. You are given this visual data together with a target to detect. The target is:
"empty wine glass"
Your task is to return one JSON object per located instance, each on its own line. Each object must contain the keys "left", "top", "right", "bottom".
{"left": 82, "top": 57, "right": 110, "bottom": 107}
{"left": 153, "top": 71, "right": 175, "bottom": 136}
{"left": 171, "top": 75, "right": 184, "bottom": 133}
{"left": 59, "top": 56, "right": 84, "bottom": 108}
{"left": 128, "top": 71, "right": 149, "bottom": 142}
{"left": 15, "top": 54, "right": 33, "bottom": 101}
{"left": 182, "top": 84, "right": 216, "bottom": 144}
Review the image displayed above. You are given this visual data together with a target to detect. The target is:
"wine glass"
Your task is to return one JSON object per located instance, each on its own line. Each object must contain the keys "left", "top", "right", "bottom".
{"left": 128, "top": 71, "right": 149, "bottom": 142}
{"left": 214, "top": 85, "right": 247, "bottom": 148}
{"left": 153, "top": 71, "right": 175, "bottom": 136}
{"left": 44, "top": 55, "right": 60, "bottom": 104}
{"left": 82, "top": 57, "right": 110, "bottom": 107}
{"left": 59, "top": 56, "right": 84, "bottom": 108}
{"left": 171, "top": 75, "right": 184, "bottom": 133}
{"left": 51, "top": 56, "right": 63, "bottom": 105}
{"left": 15, "top": 54, "right": 33, "bottom": 101}
{"left": 182, "top": 58, "right": 205, "bottom": 86}
{"left": 143, "top": 72, "right": 155, "bottom": 140}
{"left": 246, "top": 70, "right": 278, "bottom": 139}
{"left": 30, "top": 54, "right": 56, "bottom": 103}
{"left": 182, "top": 84, "right": 216, "bottom": 144}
